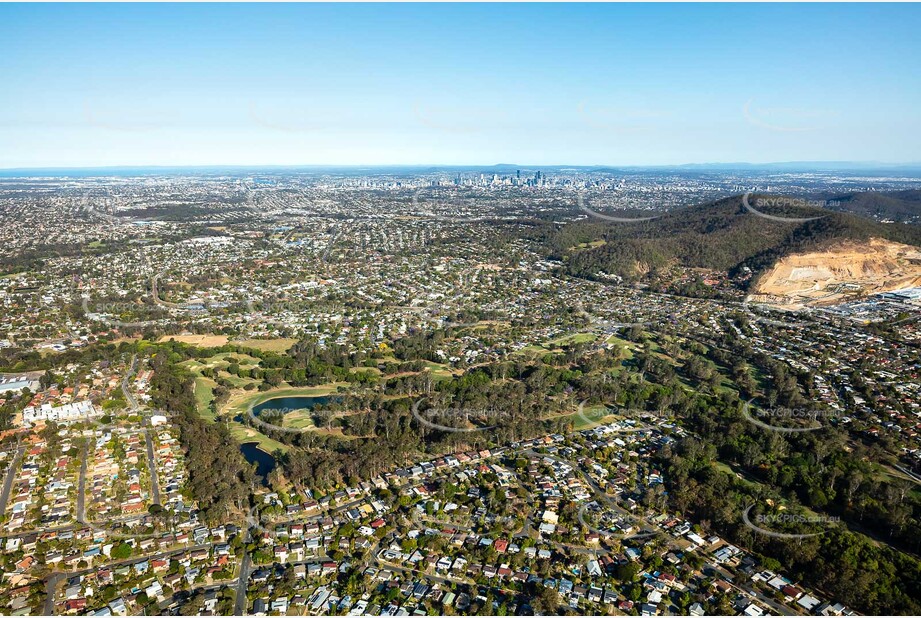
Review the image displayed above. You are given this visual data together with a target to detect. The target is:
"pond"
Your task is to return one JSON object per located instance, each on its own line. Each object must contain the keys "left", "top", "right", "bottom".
{"left": 239, "top": 442, "right": 276, "bottom": 481}
{"left": 251, "top": 395, "right": 336, "bottom": 417}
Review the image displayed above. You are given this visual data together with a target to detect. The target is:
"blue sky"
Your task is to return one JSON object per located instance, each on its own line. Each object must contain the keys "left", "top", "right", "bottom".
{"left": 1, "top": 3, "right": 919, "bottom": 168}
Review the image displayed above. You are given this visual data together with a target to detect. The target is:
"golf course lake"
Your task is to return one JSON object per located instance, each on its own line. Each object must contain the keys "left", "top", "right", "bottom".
{"left": 251, "top": 394, "right": 336, "bottom": 417}
{"left": 240, "top": 442, "right": 276, "bottom": 480}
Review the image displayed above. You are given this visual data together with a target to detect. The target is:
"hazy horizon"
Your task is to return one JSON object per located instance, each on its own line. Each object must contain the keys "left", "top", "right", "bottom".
{"left": 3, "top": 160, "right": 921, "bottom": 174}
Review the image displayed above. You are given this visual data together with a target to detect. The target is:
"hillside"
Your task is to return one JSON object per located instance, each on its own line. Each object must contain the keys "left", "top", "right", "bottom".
{"left": 826, "top": 189, "right": 921, "bottom": 223}
{"left": 552, "top": 194, "right": 921, "bottom": 289}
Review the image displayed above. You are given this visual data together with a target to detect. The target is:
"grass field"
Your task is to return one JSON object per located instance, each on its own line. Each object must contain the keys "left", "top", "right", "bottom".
{"left": 194, "top": 376, "right": 218, "bottom": 421}
{"left": 573, "top": 404, "right": 617, "bottom": 430}
{"left": 713, "top": 461, "right": 762, "bottom": 488}
{"left": 181, "top": 352, "right": 259, "bottom": 372}
{"left": 547, "top": 332, "right": 598, "bottom": 347}
{"left": 234, "top": 338, "right": 299, "bottom": 353}
{"left": 282, "top": 409, "right": 317, "bottom": 429}
{"left": 514, "top": 344, "right": 551, "bottom": 357}
{"left": 158, "top": 334, "right": 230, "bottom": 347}
{"left": 422, "top": 361, "right": 455, "bottom": 379}
{"left": 544, "top": 404, "right": 616, "bottom": 431}
{"left": 217, "top": 371, "right": 259, "bottom": 388}
{"left": 228, "top": 423, "right": 290, "bottom": 454}
{"left": 604, "top": 335, "right": 635, "bottom": 359}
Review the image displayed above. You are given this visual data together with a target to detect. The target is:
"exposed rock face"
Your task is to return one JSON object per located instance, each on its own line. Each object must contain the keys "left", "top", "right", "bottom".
{"left": 749, "top": 238, "right": 921, "bottom": 307}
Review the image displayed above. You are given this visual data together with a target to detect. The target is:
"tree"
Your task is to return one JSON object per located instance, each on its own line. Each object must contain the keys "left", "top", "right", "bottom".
{"left": 111, "top": 542, "right": 132, "bottom": 560}
{"left": 530, "top": 585, "right": 559, "bottom": 615}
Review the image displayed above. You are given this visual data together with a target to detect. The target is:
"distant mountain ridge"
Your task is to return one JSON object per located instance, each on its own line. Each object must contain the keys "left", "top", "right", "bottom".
{"left": 4, "top": 161, "right": 921, "bottom": 176}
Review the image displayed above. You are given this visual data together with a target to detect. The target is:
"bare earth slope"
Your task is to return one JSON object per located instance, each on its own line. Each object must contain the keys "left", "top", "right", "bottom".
{"left": 749, "top": 238, "right": 921, "bottom": 307}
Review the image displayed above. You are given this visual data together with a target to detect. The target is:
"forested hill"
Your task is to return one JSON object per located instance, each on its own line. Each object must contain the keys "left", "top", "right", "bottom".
{"left": 548, "top": 194, "right": 921, "bottom": 283}
{"left": 826, "top": 189, "right": 921, "bottom": 222}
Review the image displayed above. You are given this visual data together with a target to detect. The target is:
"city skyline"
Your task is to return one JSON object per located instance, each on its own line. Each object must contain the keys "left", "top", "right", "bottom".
{"left": 2, "top": 3, "right": 921, "bottom": 168}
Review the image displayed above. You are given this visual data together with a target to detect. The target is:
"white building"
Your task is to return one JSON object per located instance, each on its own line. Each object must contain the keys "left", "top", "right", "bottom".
{"left": 22, "top": 400, "right": 101, "bottom": 426}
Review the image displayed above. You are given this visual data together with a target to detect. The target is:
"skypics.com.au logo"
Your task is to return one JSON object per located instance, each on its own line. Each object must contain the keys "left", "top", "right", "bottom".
{"left": 742, "top": 504, "right": 839, "bottom": 540}
{"left": 577, "top": 192, "right": 661, "bottom": 223}
{"left": 579, "top": 187, "right": 835, "bottom": 227}
{"left": 411, "top": 399, "right": 510, "bottom": 434}
{"left": 741, "top": 402, "right": 842, "bottom": 434}
{"left": 741, "top": 192, "right": 833, "bottom": 224}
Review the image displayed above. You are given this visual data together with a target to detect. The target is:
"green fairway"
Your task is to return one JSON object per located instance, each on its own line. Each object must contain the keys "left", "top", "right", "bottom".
{"left": 194, "top": 376, "right": 218, "bottom": 421}
{"left": 281, "top": 409, "right": 317, "bottom": 429}
{"left": 228, "top": 422, "right": 290, "bottom": 454}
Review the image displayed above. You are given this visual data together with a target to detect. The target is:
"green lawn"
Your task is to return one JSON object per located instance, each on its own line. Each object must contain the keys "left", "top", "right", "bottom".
{"left": 546, "top": 332, "right": 598, "bottom": 347}
{"left": 282, "top": 410, "right": 317, "bottom": 429}
{"left": 423, "top": 361, "right": 454, "bottom": 379}
{"left": 572, "top": 405, "right": 617, "bottom": 430}
{"left": 546, "top": 404, "right": 616, "bottom": 431}
{"left": 194, "top": 376, "right": 218, "bottom": 421}
{"left": 605, "top": 335, "right": 635, "bottom": 359}
{"left": 227, "top": 422, "right": 290, "bottom": 454}
{"left": 233, "top": 338, "right": 299, "bottom": 353}
{"left": 514, "top": 344, "right": 551, "bottom": 356}
{"left": 217, "top": 370, "right": 259, "bottom": 388}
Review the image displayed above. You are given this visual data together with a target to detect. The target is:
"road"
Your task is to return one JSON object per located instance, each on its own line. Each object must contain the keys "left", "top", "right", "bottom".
{"left": 233, "top": 491, "right": 372, "bottom": 614}
{"left": 524, "top": 448, "right": 796, "bottom": 615}
{"left": 233, "top": 549, "right": 252, "bottom": 615}
{"left": 523, "top": 448, "right": 658, "bottom": 537}
{"left": 0, "top": 445, "right": 24, "bottom": 521}
{"left": 43, "top": 542, "right": 216, "bottom": 615}
{"left": 122, "top": 355, "right": 139, "bottom": 412}
{"left": 707, "top": 560, "right": 797, "bottom": 616}
{"left": 234, "top": 505, "right": 255, "bottom": 617}
{"left": 145, "top": 430, "right": 161, "bottom": 506}
{"left": 123, "top": 355, "right": 161, "bottom": 505}
{"left": 43, "top": 573, "right": 62, "bottom": 615}
{"left": 0, "top": 510, "right": 155, "bottom": 540}
{"left": 374, "top": 551, "right": 472, "bottom": 586}
{"left": 76, "top": 444, "right": 88, "bottom": 523}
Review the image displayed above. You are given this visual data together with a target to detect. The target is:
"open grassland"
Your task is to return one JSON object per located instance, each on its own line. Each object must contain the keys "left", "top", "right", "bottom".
{"left": 546, "top": 331, "right": 598, "bottom": 347}
{"left": 158, "top": 334, "right": 230, "bottom": 347}
{"left": 546, "top": 404, "right": 617, "bottom": 430}
{"left": 233, "top": 337, "right": 299, "bottom": 353}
